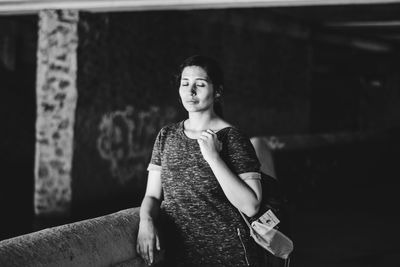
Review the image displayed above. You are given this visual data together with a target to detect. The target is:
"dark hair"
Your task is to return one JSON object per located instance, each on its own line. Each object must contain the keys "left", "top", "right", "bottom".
{"left": 176, "top": 55, "right": 224, "bottom": 118}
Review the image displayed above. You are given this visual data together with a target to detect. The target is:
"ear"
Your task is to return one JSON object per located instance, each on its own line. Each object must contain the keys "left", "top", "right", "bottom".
{"left": 215, "top": 86, "right": 223, "bottom": 97}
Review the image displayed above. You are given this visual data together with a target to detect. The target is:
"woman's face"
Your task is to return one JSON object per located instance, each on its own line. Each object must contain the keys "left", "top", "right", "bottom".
{"left": 179, "top": 66, "right": 215, "bottom": 114}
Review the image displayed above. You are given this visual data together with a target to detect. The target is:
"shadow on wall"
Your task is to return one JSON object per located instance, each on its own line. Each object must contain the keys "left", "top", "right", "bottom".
{"left": 255, "top": 128, "right": 400, "bottom": 267}
{"left": 0, "top": 15, "right": 37, "bottom": 241}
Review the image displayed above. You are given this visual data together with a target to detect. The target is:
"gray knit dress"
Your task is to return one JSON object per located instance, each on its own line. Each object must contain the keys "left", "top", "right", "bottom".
{"left": 147, "top": 121, "right": 262, "bottom": 267}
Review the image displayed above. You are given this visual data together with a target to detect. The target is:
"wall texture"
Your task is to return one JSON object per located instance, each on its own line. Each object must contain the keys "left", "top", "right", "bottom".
{"left": 34, "top": 10, "right": 79, "bottom": 216}
{"left": 73, "top": 9, "right": 312, "bottom": 217}
{"left": 3, "top": 8, "right": 400, "bottom": 224}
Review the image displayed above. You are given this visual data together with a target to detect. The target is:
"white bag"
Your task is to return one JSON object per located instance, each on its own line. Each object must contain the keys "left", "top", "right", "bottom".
{"left": 239, "top": 210, "right": 294, "bottom": 260}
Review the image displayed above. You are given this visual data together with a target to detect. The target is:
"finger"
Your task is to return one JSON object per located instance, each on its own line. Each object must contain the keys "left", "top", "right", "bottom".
{"left": 141, "top": 244, "right": 147, "bottom": 262}
{"left": 140, "top": 241, "right": 149, "bottom": 264}
{"left": 208, "top": 130, "right": 219, "bottom": 140}
{"left": 137, "top": 243, "right": 145, "bottom": 263}
{"left": 148, "top": 244, "right": 154, "bottom": 265}
{"left": 197, "top": 135, "right": 207, "bottom": 142}
{"left": 202, "top": 131, "right": 219, "bottom": 144}
{"left": 201, "top": 131, "right": 212, "bottom": 138}
{"left": 206, "top": 130, "right": 218, "bottom": 141}
{"left": 216, "top": 140, "right": 222, "bottom": 151}
{"left": 138, "top": 242, "right": 144, "bottom": 256}
{"left": 206, "top": 129, "right": 216, "bottom": 135}
{"left": 156, "top": 235, "right": 161, "bottom": 251}
{"left": 136, "top": 242, "right": 140, "bottom": 255}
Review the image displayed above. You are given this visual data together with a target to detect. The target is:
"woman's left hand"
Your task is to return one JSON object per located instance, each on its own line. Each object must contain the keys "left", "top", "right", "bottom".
{"left": 197, "top": 129, "right": 222, "bottom": 163}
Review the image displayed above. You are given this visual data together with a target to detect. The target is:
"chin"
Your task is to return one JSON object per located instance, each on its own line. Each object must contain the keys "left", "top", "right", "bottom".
{"left": 182, "top": 104, "right": 194, "bottom": 111}
{"left": 183, "top": 104, "right": 211, "bottom": 113}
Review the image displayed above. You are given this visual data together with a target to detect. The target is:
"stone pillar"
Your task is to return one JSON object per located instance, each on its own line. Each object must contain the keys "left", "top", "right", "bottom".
{"left": 34, "top": 10, "right": 79, "bottom": 216}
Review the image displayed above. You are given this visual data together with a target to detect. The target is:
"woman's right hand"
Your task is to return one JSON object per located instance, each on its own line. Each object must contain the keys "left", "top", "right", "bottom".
{"left": 136, "top": 218, "right": 161, "bottom": 266}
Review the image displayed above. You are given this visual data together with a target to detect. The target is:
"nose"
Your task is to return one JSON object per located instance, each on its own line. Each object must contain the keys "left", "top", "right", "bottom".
{"left": 190, "top": 84, "right": 197, "bottom": 96}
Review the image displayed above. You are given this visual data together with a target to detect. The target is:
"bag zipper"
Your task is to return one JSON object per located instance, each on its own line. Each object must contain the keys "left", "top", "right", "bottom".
{"left": 237, "top": 228, "right": 250, "bottom": 266}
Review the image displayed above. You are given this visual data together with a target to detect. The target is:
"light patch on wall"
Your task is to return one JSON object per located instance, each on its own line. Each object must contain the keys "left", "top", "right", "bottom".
{"left": 97, "top": 105, "right": 176, "bottom": 184}
{"left": 34, "top": 10, "right": 78, "bottom": 216}
{"left": 266, "top": 136, "right": 286, "bottom": 150}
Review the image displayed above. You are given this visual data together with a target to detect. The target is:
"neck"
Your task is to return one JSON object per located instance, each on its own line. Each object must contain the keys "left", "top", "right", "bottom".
{"left": 186, "top": 111, "right": 218, "bottom": 131}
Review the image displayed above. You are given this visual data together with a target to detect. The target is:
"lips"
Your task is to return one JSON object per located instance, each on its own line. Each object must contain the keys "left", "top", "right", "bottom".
{"left": 186, "top": 99, "right": 199, "bottom": 104}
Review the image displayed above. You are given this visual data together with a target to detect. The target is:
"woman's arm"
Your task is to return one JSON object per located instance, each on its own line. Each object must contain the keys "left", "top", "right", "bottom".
{"left": 198, "top": 130, "right": 262, "bottom": 217}
{"left": 139, "top": 170, "right": 163, "bottom": 221}
{"left": 208, "top": 156, "right": 262, "bottom": 217}
{"left": 137, "top": 170, "right": 163, "bottom": 266}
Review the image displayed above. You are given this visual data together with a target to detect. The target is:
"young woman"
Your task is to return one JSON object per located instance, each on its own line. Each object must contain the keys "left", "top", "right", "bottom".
{"left": 137, "top": 55, "right": 263, "bottom": 266}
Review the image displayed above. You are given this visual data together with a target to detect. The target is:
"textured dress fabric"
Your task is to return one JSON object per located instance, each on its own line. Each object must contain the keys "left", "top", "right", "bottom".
{"left": 148, "top": 121, "right": 262, "bottom": 267}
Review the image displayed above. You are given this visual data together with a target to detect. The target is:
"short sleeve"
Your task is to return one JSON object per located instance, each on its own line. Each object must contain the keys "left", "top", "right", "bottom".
{"left": 224, "top": 128, "right": 261, "bottom": 180}
{"left": 147, "top": 128, "right": 164, "bottom": 172}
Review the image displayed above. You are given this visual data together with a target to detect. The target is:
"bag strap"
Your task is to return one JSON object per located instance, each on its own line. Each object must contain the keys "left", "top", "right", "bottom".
{"left": 238, "top": 210, "right": 252, "bottom": 229}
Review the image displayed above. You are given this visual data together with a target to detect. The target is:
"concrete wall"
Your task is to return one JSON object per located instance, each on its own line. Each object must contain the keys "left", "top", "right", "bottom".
{"left": 2, "top": 8, "right": 400, "bottom": 245}
{"left": 72, "top": 9, "right": 312, "bottom": 219}
{"left": 310, "top": 41, "right": 400, "bottom": 133}
{"left": 35, "top": 10, "right": 79, "bottom": 216}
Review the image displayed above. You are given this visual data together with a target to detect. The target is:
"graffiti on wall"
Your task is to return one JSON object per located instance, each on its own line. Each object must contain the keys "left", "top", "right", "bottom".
{"left": 97, "top": 105, "right": 176, "bottom": 184}
{"left": 34, "top": 10, "right": 78, "bottom": 215}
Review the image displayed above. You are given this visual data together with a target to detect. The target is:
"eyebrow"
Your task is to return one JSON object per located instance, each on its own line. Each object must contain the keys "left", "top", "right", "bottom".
{"left": 181, "top": 78, "right": 210, "bottom": 82}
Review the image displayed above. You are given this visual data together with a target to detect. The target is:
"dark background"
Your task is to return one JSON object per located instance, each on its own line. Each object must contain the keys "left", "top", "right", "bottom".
{"left": 1, "top": 5, "right": 400, "bottom": 266}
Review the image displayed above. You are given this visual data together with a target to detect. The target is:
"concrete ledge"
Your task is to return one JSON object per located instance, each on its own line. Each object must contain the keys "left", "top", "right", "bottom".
{"left": 0, "top": 207, "right": 163, "bottom": 267}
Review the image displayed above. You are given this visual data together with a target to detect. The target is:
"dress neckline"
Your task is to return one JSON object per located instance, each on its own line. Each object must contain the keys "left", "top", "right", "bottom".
{"left": 179, "top": 120, "right": 233, "bottom": 140}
